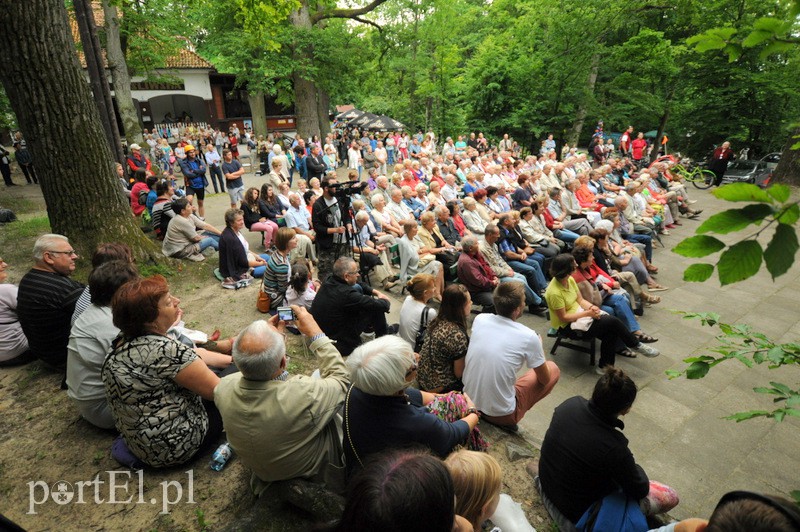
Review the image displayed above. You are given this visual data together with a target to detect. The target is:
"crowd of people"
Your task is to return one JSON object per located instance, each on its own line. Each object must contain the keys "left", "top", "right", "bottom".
{"left": 1, "top": 124, "right": 793, "bottom": 532}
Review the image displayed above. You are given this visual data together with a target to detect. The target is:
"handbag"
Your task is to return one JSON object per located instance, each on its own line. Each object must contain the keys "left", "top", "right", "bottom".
{"left": 256, "top": 277, "right": 272, "bottom": 313}
{"left": 413, "top": 306, "right": 432, "bottom": 352}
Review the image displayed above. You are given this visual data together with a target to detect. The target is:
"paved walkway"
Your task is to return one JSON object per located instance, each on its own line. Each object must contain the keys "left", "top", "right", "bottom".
{"left": 207, "top": 170, "right": 800, "bottom": 521}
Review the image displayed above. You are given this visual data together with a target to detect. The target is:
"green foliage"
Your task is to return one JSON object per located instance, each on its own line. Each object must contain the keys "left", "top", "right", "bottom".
{"left": 675, "top": 183, "right": 799, "bottom": 285}
{"left": 667, "top": 312, "right": 800, "bottom": 422}
{"left": 0, "top": 85, "right": 16, "bottom": 133}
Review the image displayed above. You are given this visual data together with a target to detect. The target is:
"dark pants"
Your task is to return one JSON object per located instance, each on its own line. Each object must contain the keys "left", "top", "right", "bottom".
{"left": 585, "top": 314, "right": 639, "bottom": 368}
{"left": 317, "top": 243, "right": 349, "bottom": 282}
{"left": 470, "top": 290, "right": 496, "bottom": 313}
{"left": 20, "top": 163, "right": 38, "bottom": 184}
{"left": 1, "top": 162, "right": 12, "bottom": 186}
{"left": 208, "top": 164, "right": 226, "bottom": 193}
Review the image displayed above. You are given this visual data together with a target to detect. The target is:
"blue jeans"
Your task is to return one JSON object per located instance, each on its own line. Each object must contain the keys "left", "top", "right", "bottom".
{"left": 500, "top": 273, "right": 542, "bottom": 305}
{"left": 601, "top": 293, "right": 640, "bottom": 333}
{"left": 252, "top": 253, "right": 271, "bottom": 277}
{"left": 507, "top": 259, "right": 547, "bottom": 292}
{"left": 199, "top": 232, "right": 220, "bottom": 252}
{"left": 554, "top": 228, "right": 580, "bottom": 243}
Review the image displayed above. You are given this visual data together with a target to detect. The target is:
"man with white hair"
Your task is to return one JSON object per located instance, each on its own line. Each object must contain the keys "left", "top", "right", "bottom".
{"left": 17, "top": 234, "right": 85, "bottom": 369}
{"left": 352, "top": 210, "right": 397, "bottom": 290}
{"left": 441, "top": 174, "right": 459, "bottom": 203}
{"left": 284, "top": 193, "right": 317, "bottom": 262}
{"left": 386, "top": 187, "right": 414, "bottom": 223}
{"left": 214, "top": 307, "right": 349, "bottom": 493}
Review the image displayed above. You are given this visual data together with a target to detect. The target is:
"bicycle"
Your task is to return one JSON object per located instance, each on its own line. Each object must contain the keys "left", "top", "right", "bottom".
{"left": 672, "top": 161, "right": 716, "bottom": 189}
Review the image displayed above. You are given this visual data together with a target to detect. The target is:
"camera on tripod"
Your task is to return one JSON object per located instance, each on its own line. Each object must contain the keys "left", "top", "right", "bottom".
{"left": 329, "top": 181, "right": 368, "bottom": 198}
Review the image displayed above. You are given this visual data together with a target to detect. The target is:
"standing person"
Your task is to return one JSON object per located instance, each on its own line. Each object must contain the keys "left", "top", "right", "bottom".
{"left": 16, "top": 234, "right": 85, "bottom": 369}
{"left": 126, "top": 143, "right": 152, "bottom": 177}
{"left": 312, "top": 175, "right": 351, "bottom": 281}
{"left": 0, "top": 144, "right": 14, "bottom": 186}
{"left": 178, "top": 144, "right": 208, "bottom": 219}
{"left": 12, "top": 132, "right": 38, "bottom": 184}
{"left": 306, "top": 145, "right": 327, "bottom": 180}
{"left": 220, "top": 148, "right": 245, "bottom": 209}
{"left": 630, "top": 132, "right": 648, "bottom": 169}
{"left": 709, "top": 141, "right": 736, "bottom": 186}
{"left": 204, "top": 143, "right": 225, "bottom": 194}
{"left": 619, "top": 126, "right": 633, "bottom": 157}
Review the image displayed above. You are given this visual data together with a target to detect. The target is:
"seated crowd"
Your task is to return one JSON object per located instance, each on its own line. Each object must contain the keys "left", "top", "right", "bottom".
{"left": 3, "top": 129, "right": 789, "bottom": 532}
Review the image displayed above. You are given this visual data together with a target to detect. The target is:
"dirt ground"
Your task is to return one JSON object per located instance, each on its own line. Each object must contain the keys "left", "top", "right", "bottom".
{"left": 0, "top": 183, "right": 554, "bottom": 531}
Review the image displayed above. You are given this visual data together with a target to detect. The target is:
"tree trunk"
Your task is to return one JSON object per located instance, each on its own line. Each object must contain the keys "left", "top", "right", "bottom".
{"left": 0, "top": 0, "right": 162, "bottom": 262}
{"left": 290, "top": 4, "right": 320, "bottom": 140}
{"left": 773, "top": 127, "right": 800, "bottom": 186}
{"left": 247, "top": 91, "right": 267, "bottom": 138}
{"left": 73, "top": 0, "right": 125, "bottom": 165}
{"left": 567, "top": 52, "right": 600, "bottom": 147}
{"left": 102, "top": 0, "right": 142, "bottom": 148}
{"left": 317, "top": 87, "right": 331, "bottom": 140}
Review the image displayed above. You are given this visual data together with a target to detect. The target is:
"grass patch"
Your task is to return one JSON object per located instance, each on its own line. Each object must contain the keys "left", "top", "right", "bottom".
{"left": 139, "top": 262, "right": 176, "bottom": 278}
{"left": 0, "top": 215, "right": 50, "bottom": 240}
{"left": 0, "top": 195, "right": 42, "bottom": 215}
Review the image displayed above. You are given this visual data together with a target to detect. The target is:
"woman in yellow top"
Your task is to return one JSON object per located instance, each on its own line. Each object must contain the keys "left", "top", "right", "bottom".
{"left": 544, "top": 254, "right": 659, "bottom": 374}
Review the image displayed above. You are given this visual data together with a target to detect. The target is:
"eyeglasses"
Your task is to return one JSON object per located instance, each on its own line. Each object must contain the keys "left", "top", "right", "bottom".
{"left": 47, "top": 250, "right": 78, "bottom": 256}
{"left": 405, "top": 361, "right": 418, "bottom": 377}
{"left": 346, "top": 270, "right": 360, "bottom": 277}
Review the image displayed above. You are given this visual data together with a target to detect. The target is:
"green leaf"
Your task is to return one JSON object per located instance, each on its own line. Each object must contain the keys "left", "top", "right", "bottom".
{"left": 673, "top": 235, "right": 726, "bottom": 257}
{"left": 759, "top": 40, "right": 797, "bottom": 60}
{"left": 776, "top": 204, "right": 800, "bottom": 225}
{"left": 769, "top": 382, "right": 793, "bottom": 396}
{"left": 683, "top": 263, "right": 714, "bottom": 282}
{"left": 764, "top": 224, "right": 799, "bottom": 280}
{"left": 665, "top": 369, "right": 682, "bottom": 379}
{"left": 754, "top": 386, "right": 784, "bottom": 396}
{"left": 697, "top": 205, "right": 773, "bottom": 234}
{"left": 717, "top": 240, "right": 763, "bottom": 286}
{"left": 766, "top": 184, "right": 790, "bottom": 203}
{"left": 752, "top": 17, "right": 790, "bottom": 33}
{"left": 713, "top": 183, "right": 773, "bottom": 203}
{"left": 774, "top": 411, "right": 785, "bottom": 422}
{"left": 742, "top": 29, "right": 773, "bottom": 48}
{"left": 725, "top": 410, "right": 769, "bottom": 422}
{"left": 685, "top": 361, "right": 710, "bottom": 379}
{"left": 731, "top": 353, "right": 754, "bottom": 367}
{"left": 767, "top": 346, "right": 787, "bottom": 364}
{"left": 792, "top": 491, "right": 800, "bottom": 505}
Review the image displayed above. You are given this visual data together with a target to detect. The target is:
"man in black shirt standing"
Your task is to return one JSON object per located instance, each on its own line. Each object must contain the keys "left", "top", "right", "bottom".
{"left": 17, "top": 234, "right": 85, "bottom": 369}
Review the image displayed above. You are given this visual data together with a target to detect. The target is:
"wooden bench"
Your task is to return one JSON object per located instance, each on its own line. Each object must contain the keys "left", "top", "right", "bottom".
{"left": 548, "top": 327, "right": 596, "bottom": 366}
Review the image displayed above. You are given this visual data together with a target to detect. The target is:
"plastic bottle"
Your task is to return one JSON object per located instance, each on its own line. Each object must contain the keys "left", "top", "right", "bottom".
{"left": 209, "top": 442, "right": 233, "bottom": 471}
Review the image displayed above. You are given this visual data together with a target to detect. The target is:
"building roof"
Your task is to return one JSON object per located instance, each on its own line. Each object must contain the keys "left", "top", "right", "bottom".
{"left": 70, "top": 4, "right": 212, "bottom": 70}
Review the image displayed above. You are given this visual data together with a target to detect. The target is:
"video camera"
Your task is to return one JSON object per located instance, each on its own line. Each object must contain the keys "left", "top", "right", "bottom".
{"left": 328, "top": 181, "right": 368, "bottom": 197}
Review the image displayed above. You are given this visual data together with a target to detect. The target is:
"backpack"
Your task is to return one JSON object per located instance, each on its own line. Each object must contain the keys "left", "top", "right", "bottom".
{"left": 138, "top": 188, "right": 149, "bottom": 206}
{"left": 413, "top": 306, "right": 432, "bottom": 352}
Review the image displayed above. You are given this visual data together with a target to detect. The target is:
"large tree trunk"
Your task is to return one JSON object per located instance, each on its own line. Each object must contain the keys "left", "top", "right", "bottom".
{"left": 317, "top": 87, "right": 331, "bottom": 140}
{"left": 773, "top": 127, "right": 800, "bottom": 186}
{"left": 290, "top": 3, "right": 320, "bottom": 140}
{"left": 102, "top": 0, "right": 142, "bottom": 147}
{"left": 567, "top": 52, "right": 600, "bottom": 147}
{"left": 0, "top": 0, "right": 162, "bottom": 261}
{"left": 247, "top": 91, "right": 267, "bottom": 138}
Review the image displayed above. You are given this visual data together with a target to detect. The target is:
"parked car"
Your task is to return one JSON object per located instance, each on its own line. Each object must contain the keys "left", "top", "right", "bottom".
{"left": 759, "top": 152, "right": 781, "bottom": 170}
{"left": 722, "top": 160, "right": 772, "bottom": 187}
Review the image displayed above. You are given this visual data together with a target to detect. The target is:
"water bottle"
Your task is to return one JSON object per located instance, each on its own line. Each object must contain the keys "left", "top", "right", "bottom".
{"left": 209, "top": 442, "right": 233, "bottom": 471}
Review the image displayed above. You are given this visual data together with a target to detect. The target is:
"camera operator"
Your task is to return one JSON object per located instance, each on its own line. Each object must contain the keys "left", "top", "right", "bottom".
{"left": 312, "top": 175, "right": 352, "bottom": 281}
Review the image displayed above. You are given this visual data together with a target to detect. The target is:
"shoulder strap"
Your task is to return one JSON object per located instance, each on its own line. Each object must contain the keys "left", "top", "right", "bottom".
{"left": 344, "top": 386, "right": 364, "bottom": 468}
{"left": 419, "top": 306, "right": 431, "bottom": 329}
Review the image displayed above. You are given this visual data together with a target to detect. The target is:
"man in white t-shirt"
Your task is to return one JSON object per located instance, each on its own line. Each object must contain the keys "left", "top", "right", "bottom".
{"left": 463, "top": 281, "right": 560, "bottom": 432}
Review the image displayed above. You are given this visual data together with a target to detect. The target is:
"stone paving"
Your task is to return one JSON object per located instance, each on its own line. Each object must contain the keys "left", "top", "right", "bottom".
{"left": 208, "top": 168, "right": 800, "bottom": 522}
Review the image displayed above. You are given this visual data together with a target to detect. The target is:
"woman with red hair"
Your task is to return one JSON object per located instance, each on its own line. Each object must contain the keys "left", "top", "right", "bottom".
{"left": 103, "top": 275, "right": 221, "bottom": 468}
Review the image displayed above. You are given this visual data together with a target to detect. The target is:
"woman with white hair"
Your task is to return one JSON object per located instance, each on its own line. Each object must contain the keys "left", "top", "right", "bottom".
{"left": 342, "top": 335, "right": 481, "bottom": 478}
{"left": 270, "top": 144, "right": 291, "bottom": 185}
{"left": 461, "top": 197, "right": 487, "bottom": 236}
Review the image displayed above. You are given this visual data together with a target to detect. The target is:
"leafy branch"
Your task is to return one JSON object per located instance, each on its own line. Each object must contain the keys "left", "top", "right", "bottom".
{"left": 666, "top": 312, "right": 800, "bottom": 422}
{"left": 672, "top": 183, "right": 799, "bottom": 285}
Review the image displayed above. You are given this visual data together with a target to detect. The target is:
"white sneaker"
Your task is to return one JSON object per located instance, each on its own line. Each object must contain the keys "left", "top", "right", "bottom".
{"left": 595, "top": 366, "right": 606, "bottom": 375}
{"left": 633, "top": 343, "right": 660, "bottom": 357}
